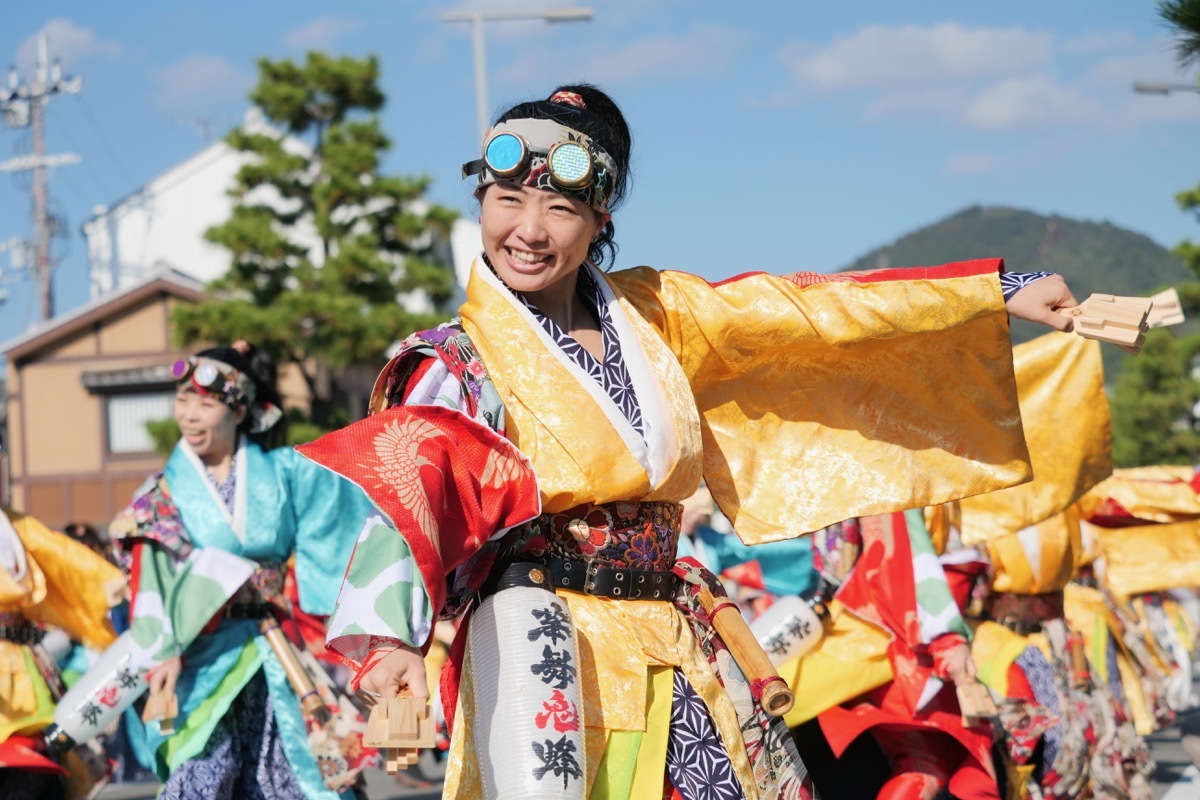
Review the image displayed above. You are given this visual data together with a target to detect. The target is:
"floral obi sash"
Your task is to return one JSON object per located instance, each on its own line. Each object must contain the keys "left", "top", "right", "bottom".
{"left": 517, "top": 501, "right": 683, "bottom": 600}
{"left": 224, "top": 561, "right": 288, "bottom": 618}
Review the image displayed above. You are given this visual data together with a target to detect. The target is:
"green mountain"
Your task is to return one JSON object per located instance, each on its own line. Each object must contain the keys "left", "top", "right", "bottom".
{"left": 844, "top": 205, "right": 1193, "bottom": 378}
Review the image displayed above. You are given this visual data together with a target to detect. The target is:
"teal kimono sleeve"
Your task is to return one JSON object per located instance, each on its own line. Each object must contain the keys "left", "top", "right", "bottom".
{"left": 278, "top": 446, "right": 395, "bottom": 616}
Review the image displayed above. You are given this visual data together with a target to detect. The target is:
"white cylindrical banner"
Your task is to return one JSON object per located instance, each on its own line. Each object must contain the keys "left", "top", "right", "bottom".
{"left": 44, "top": 630, "right": 148, "bottom": 749}
{"left": 467, "top": 585, "right": 586, "bottom": 799}
{"left": 750, "top": 595, "right": 826, "bottom": 667}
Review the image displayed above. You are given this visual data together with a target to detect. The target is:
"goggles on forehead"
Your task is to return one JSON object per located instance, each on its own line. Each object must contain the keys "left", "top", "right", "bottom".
{"left": 477, "top": 131, "right": 596, "bottom": 189}
{"left": 171, "top": 356, "right": 254, "bottom": 406}
{"left": 462, "top": 118, "right": 616, "bottom": 212}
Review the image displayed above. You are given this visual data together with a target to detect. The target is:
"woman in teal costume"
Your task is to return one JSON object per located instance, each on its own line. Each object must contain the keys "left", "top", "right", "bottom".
{"left": 110, "top": 343, "right": 378, "bottom": 800}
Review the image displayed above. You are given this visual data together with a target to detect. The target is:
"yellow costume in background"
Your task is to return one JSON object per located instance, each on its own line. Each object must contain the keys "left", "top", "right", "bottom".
{"left": 1097, "top": 520, "right": 1200, "bottom": 598}
{"left": 1, "top": 509, "right": 123, "bottom": 741}
{"left": 958, "top": 333, "right": 1111, "bottom": 546}
{"left": 1, "top": 508, "right": 123, "bottom": 800}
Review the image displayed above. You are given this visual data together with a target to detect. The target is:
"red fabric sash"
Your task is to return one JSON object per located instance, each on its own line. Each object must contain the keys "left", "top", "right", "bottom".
{"left": 296, "top": 404, "right": 541, "bottom": 621}
{"left": 297, "top": 405, "right": 541, "bottom": 728}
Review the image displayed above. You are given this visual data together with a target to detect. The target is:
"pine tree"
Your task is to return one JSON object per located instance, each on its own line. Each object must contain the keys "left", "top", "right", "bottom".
{"left": 172, "top": 53, "right": 457, "bottom": 420}
{"left": 1160, "top": 0, "right": 1200, "bottom": 68}
{"left": 1107, "top": 2, "right": 1200, "bottom": 464}
{"left": 1162, "top": 0, "right": 1200, "bottom": 279}
{"left": 1110, "top": 329, "right": 1200, "bottom": 466}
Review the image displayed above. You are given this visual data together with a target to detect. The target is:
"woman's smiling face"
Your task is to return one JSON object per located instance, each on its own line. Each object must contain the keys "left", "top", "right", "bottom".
{"left": 173, "top": 385, "right": 244, "bottom": 460}
{"left": 479, "top": 181, "right": 608, "bottom": 301}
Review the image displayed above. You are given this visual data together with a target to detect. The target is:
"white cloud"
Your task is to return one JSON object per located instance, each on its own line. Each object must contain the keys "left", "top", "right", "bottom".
{"left": 1083, "top": 46, "right": 1200, "bottom": 127}
{"left": 781, "top": 23, "right": 1053, "bottom": 90}
{"left": 965, "top": 75, "right": 1100, "bottom": 131}
{"left": 1061, "top": 29, "right": 1140, "bottom": 56}
{"left": 154, "top": 55, "right": 254, "bottom": 113}
{"left": 776, "top": 23, "right": 1199, "bottom": 134}
{"left": 283, "top": 16, "right": 363, "bottom": 51}
{"left": 15, "top": 18, "right": 122, "bottom": 73}
{"left": 1085, "top": 47, "right": 1193, "bottom": 87}
{"left": 863, "top": 87, "right": 968, "bottom": 121}
{"left": 498, "top": 25, "right": 743, "bottom": 86}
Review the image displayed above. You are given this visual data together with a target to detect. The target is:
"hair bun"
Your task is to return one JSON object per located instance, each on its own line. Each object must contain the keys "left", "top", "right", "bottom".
{"left": 548, "top": 90, "right": 586, "bottom": 109}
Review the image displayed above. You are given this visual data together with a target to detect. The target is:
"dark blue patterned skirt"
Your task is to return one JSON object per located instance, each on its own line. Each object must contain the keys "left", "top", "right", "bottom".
{"left": 159, "top": 671, "right": 308, "bottom": 800}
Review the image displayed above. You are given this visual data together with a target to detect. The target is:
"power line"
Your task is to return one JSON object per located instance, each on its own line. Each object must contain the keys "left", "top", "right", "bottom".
{"left": 46, "top": 102, "right": 114, "bottom": 199}
{"left": 76, "top": 94, "right": 136, "bottom": 187}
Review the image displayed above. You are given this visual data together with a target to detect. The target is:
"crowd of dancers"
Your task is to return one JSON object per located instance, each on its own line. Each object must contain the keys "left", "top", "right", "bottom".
{"left": 1, "top": 82, "right": 1196, "bottom": 800}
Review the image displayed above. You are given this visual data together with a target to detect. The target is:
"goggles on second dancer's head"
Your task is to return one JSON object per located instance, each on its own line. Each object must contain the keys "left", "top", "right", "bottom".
{"left": 461, "top": 118, "right": 617, "bottom": 213}
{"left": 171, "top": 356, "right": 255, "bottom": 408}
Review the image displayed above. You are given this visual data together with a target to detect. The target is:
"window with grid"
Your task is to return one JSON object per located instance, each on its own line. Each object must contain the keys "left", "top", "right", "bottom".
{"left": 107, "top": 392, "right": 174, "bottom": 454}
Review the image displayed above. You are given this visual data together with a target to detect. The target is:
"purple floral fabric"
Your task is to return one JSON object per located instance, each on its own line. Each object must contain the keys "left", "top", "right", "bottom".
{"left": 519, "top": 500, "right": 681, "bottom": 571}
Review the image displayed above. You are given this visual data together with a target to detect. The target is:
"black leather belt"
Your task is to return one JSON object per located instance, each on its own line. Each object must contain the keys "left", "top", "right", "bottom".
{"left": 0, "top": 621, "right": 41, "bottom": 644}
{"left": 479, "top": 560, "right": 555, "bottom": 601}
{"left": 544, "top": 556, "right": 678, "bottom": 600}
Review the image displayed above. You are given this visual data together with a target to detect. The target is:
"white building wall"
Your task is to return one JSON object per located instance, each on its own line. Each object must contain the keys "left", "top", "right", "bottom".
{"left": 83, "top": 110, "right": 477, "bottom": 311}
{"left": 83, "top": 141, "right": 246, "bottom": 296}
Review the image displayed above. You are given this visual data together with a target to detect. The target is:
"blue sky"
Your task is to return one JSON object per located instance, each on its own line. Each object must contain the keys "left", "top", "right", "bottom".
{"left": 2, "top": 1, "right": 1199, "bottom": 349}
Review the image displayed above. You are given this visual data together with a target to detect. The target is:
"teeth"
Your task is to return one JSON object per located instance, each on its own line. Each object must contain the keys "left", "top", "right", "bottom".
{"left": 508, "top": 249, "right": 543, "bottom": 264}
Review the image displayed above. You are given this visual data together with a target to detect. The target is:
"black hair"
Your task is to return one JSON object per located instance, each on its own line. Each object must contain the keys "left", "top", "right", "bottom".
{"left": 490, "top": 83, "right": 632, "bottom": 269}
{"left": 194, "top": 344, "right": 289, "bottom": 450}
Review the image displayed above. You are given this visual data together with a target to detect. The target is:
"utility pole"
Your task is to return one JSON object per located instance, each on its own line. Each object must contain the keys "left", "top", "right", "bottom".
{"left": 0, "top": 33, "right": 82, "bottom": 322}
{"left": 442, "top": 6, "right": 593, "bottom": 141}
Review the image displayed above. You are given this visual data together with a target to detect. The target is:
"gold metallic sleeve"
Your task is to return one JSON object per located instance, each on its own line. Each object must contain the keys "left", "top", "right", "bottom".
{"left": 612, "top": 262, "right": 1032, "bottom": 543}
{"left": 958, "top": 333, "right": 1111, "bottom": 546}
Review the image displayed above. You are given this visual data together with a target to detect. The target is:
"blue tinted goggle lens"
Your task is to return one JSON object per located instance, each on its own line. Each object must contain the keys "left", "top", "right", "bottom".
{"left": 484, "top": 133, "right": 528, "bottom": 177}
{"left": 194, "top": 364, "right": 220, "bottom": 388}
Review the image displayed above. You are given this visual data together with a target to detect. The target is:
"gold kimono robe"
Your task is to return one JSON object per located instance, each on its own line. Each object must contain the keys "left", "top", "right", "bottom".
{"left": 440, "top": 257, "right": 1031, "bottom": 798}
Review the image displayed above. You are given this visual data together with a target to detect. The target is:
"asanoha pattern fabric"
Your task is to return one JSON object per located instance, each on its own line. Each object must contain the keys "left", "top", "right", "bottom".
{"left": 515, "top": 265, "right": 645, "bottom": 438}
{"left": 666, "top": 668, "right": 742, "bottom": 800}
{"left": 999, "top": 270, "right": 1053, "bottom": 301}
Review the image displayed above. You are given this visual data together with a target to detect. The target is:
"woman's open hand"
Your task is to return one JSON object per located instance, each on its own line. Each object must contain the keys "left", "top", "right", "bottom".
{"left": 1005, "top": 274, "right": 1079, "bottom": 331}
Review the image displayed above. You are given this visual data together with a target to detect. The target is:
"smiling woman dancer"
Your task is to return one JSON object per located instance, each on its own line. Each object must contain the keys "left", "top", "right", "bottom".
{"left": 110, "top": 343, "right": 378, "bottom": 800}
{"left": 299, "top": 84, "right": 1078, "bottom": 800}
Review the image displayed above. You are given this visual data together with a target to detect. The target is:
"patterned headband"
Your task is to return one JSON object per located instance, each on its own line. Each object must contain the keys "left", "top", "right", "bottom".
{"left": 462, "top": 117, "right": 617, "bottom": 213}
{"left": 171, "top": 356, "right": 283, "bottom": 434}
